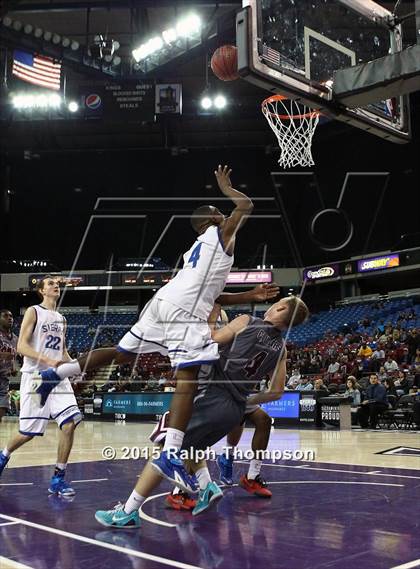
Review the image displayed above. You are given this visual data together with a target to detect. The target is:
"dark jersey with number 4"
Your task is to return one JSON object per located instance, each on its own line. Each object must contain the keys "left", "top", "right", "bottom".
{"left": 210, "top": 316, "right": 284, "bottom": 403}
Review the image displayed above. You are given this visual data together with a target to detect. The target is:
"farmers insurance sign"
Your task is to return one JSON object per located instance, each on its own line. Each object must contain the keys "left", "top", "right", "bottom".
{"left": 303, "top": 264, "right": 339, "bottom": 280}
{"left": 357, "top": 254, "right": 400, "bottom": 273}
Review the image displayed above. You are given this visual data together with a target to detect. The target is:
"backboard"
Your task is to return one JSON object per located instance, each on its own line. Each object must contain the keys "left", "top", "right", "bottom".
{"left": 236, "top": 0, "right": 411, "bottom": 143}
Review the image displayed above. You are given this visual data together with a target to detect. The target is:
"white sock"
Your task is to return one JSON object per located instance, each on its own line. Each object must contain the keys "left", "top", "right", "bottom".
{"left": 56, "top": 463, "right": 67, "bottom": 471}
{"left": 195, "top": 467, "right": 211, "bottom": 490}
{"left": 163, "top": 428, "right": 184, "bottom": 452}
{"left": 2, "top": 447, "right": 10, "bottom": 458}
{"left": 247, "top": 459, "right": 262, "bottom": 480}
{"left": 124, "top": 490, "right": 145, "bottom": 514}
{"left": 56, "top": 360, "right": 82, "bottom": 380}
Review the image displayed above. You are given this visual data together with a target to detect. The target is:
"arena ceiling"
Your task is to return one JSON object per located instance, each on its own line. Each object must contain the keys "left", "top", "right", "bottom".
{"left": 0, "top": 1, "right": 419, "bottom": 273}
{"left": 0, "top": 0, "right": 418, "bottom": 153}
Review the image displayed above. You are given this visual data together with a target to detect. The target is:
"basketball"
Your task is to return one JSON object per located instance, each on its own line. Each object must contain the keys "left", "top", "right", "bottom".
{"left": 211, "top": 45, "right": 239, "bottom": 81}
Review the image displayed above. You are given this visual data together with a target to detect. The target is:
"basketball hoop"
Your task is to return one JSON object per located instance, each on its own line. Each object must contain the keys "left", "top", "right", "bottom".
{"left": 262, "top": 95, "right": 320, "bottom": 168}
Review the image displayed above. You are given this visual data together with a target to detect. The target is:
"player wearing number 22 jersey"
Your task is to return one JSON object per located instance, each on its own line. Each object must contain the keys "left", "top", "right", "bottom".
{"left": 0, "top": 276, "right": 82, "bottom": 497}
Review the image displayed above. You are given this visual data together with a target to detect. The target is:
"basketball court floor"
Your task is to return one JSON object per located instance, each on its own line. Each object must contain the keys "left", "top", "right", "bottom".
{"left": 1, "top": 420, "right": 419, "bottom": 569}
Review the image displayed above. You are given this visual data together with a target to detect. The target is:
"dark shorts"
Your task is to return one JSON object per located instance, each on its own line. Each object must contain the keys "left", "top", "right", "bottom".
{"left": 150, "top": 384, "right": 246, "bottom": 451}
{"left": 0, "top": 393, "right": 10, "bottom": 409}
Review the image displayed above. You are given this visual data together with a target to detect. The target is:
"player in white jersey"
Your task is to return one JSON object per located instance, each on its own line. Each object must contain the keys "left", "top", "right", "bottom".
{"left": 35, "top": 165, "right": 255, "bottom": 492}
{"left": 0, "top": 276, "right": 82, "bottom": 497}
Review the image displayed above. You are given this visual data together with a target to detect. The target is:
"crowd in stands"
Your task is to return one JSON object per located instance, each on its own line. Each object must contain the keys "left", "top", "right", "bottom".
{"left": 283, "top": 308, "right": 420, "bottom": 428}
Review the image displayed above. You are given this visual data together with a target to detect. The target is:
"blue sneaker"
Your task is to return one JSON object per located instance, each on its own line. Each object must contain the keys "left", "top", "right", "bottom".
{"left": 217, "top": 454, "right": 233, "bottom": 485}
{"left": 192, "top": 481, "right": 223, "bottom": 516}
{"left": 0, "top": 452, "right": 10, "bottom": 476}
{"left": 152, "top": 450, "right": 198, "bottom": 494}
{"left": 31, "top": 368, "right": 61, "bottom": 407}
{"left": 95, "top": 503, "right": 141, "bottom": 529}
{"left": 48, "top": 474, "right": 76, "bottom": 497}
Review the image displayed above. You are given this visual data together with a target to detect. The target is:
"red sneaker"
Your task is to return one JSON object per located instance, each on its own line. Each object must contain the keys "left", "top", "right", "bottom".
{"left": 165, "top": 492, "right": 197, "bottom": 511}
{"left": 239, "top": 475, "right": 272, "bottom": 498}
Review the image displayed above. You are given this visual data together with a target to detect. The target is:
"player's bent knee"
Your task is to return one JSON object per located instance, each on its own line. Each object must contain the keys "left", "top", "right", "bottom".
{"left": 60, "top": 413, "right": 82, "bottom": 433}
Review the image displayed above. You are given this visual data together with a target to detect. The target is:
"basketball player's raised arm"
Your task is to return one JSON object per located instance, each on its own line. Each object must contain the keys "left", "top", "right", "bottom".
{"left": 246, "top": 350, "right": 287, "bottom": 405}
{"left": 217, "top": 283, "right": 280, "bottom": 306}
{"left": 17, "top": 307, "right": 58, "bottom": 368}
{"left": 215, "top": 165, "right": 253, "bottom": 251}
{"left": 209, "top": 313, "right": 251, "bottom": 345}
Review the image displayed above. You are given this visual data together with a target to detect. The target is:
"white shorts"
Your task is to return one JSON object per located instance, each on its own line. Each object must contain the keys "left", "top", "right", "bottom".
{"left": 19, "top": 372, "right": 82, "bottom": 436}
{"left": 117, "top": 298, "right": 219, "bottom": 369}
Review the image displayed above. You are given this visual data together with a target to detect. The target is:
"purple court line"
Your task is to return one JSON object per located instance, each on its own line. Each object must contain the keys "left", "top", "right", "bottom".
{"left": 0, "top": 513, "right": 204, "bottom": 569}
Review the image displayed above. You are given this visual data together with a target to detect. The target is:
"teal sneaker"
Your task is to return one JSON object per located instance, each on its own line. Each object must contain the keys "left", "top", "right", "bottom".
{"left": 192, "top": 482, "right": 223, "bottom": 516}
{"left": 95, "top": 503, "right": 141, "bottom": 529}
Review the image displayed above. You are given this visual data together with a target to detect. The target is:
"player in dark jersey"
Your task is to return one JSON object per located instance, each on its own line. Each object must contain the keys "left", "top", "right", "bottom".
{"left": 94, "top": 295, "right": 309, "bottom": 528}
{"left": 0, "top": 310, "right": 18, "bottom": 422}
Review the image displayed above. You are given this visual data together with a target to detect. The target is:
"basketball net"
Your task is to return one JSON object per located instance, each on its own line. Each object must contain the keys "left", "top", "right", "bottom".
{"left": 262, "top": 95, "right": 320, "bottom": 168}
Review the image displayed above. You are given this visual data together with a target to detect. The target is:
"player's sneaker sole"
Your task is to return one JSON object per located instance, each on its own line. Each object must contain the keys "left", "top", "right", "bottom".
{"left": 165, "top": 493, "right": 196, "bottom": 511}
{"left": 151, "top": 451, "right": 197, "bottom": 494}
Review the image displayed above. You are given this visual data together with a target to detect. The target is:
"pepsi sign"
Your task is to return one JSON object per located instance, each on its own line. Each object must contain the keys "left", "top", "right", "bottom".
{"left": 85, "top": 93, "right": 102, "bottom": 110}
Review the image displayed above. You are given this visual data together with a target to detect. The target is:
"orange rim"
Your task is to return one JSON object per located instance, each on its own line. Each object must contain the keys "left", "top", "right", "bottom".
{"left": 261, "top": 94, "right": 320, "bottom": 120}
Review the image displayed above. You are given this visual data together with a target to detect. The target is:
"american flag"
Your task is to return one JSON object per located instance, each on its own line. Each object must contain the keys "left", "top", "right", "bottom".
{"left": 12, "top": 50, "right": 61, "bottom": 90}
{"left": 262, "top": 44, "right": 281, "bottom": 67}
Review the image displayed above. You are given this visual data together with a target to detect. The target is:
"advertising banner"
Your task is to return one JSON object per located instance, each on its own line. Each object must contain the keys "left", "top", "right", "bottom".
{"left": 357, "top": 254, "right": 399, "bottom": 273}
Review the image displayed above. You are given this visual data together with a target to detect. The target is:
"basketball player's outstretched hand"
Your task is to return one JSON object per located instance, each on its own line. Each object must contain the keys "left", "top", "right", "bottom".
{"left": 214, "top": 164, "right": 233, "bottom": 194}
{"left": 250, "top": 283, "right": 280, "bottom": 302}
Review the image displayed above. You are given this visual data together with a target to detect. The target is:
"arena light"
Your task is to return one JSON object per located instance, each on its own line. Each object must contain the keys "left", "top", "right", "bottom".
{"left": 162, "top": 28, "right": 177, "bottom": 44}
{"left": 12, "top": 93, "right": 62, "bottom": 110}
{"left": 12, "top": 20, "right": 23, "bottom": 31}
{"left": 68, "top": 101, "right": 79, "bottom": 113}
{"left": 200, "top": 96, "right": 213, "bottom": 110}
{"left": 200, "top": 93, "right": 227, "bottom": 112}
{"left": 132, "top": 12, "right": 202, "bottom": 62}
{"left": 214, "top": 94, "right": 227, "bottom": 109}
{"left": 176, "top": 14, "right": 201, "bottom": 38}
{"left": 132, "top": 36, "right": 163, "bottom": 62}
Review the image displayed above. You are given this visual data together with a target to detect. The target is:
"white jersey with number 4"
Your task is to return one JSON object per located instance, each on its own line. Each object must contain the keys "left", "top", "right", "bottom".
{"left": 20, "top": 305, "right": 66, "bottom": 373}
{"left": 155, "top": 225, "right": 234, "bottom": 320}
